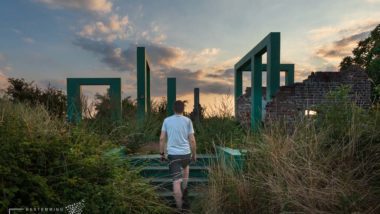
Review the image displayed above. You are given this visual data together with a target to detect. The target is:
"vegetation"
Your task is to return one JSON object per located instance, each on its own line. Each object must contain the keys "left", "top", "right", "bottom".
{"left": 5, "top": 78, "right": 67, "bottom": 118}
{"left": 0, "top": 98, "right": 171, "bottom": 213}
{"left": 194, "top": 86, "right": 380, "bottom": 213}
{"left": 340, "top": 24, "right": 380, "bottom": 101}
{"left": 2, "top": 24, "right": 380, "bottom": 214}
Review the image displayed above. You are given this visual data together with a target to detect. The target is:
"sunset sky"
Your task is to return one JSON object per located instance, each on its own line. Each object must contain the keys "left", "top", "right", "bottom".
{"left": 0, "top": 0, "right": 379, "bottom": 113}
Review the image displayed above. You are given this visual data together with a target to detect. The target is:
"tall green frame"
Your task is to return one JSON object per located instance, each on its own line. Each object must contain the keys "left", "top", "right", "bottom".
{"left": 234, "top": 32, "right": 294, "bottom": 131}
{"left": 67, "top": 78, "right": 121, "bottom": 123}
{"left": 137, "top": 47, "right": 151, "bottom": 122}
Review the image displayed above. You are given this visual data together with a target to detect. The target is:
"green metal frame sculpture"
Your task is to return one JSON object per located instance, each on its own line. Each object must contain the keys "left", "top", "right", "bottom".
{"left": 137, "top": 47, "right": 151, "bottom": 122}
{"left": 67, "top": 78, "right": 121, "bottom": 123}
{"left": 234, "top": 32, "right": 294, "bottom": 131}
{"left": 167, "top": 78, "right": 176, "bottom": 116}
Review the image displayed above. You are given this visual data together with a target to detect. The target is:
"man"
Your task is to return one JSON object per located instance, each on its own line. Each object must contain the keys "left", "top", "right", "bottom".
{"left": 159, "top": 100, "right": 197, "bottom": 210}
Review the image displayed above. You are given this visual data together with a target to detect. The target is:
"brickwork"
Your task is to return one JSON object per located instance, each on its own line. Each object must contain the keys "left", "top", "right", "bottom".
{"left": 236, "top": 66, "right": 372, "bottom": 126}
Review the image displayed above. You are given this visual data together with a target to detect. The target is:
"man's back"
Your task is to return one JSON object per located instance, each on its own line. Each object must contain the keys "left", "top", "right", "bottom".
{"left": 161, "top": 114, "right": 194, "bottom": 155}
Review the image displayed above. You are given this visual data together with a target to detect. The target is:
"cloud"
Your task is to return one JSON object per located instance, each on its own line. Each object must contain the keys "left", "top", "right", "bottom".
{"left": 73, "top": 37, "right": 184, "bottom": 71}
{"left": 141, "top": 22, "right": 168, "bottom": 44}
{"left": 206, "top": 68, "right": 234, "bottom": 80}
{"left": 35, "top": 0, "right": 112, "bottom": 14}
{"left": 79, "top": 14, "right": 131, "bottom": 42}
{"left": 73, "top": 37, "right": 231, "bottom": 95}
{"left": 308, "top": 19, "right": 378, "bottom": 41}
{"left": 316, "top": 31, "right": 370, "bottom": 59}
{"left": 23, "top": 37, "right": 36, "bottom": 44}
{"left": 152, "top": 67, "right": 232, "bottom": 96}
{"left": 307, "top": 19, "right": 379, "bottom": 71}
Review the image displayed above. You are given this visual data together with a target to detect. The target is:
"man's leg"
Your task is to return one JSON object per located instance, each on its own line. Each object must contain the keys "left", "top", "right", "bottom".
{"left": 182, "top": 165, "right": 189, "bottom": 191}
{"left": 173, "top": 179, "right": 183, "bottom": 209}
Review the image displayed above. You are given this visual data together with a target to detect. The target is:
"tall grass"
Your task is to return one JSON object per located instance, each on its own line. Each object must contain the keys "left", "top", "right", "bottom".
{"left": 194, "top": 89, "right": 380, "bottom": 213}
{"left": 0, "top": 98, "right": 172, "bottom": 213}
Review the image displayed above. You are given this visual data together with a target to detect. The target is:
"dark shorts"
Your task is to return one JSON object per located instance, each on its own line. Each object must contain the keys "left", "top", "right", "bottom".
{"left": 168, "top": 154, "right": 191, "bottom": 181}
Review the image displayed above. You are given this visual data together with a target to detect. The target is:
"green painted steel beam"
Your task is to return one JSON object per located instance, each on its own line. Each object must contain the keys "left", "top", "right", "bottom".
{"left": 137, "top": 47, "right": 146, "bottom": 122}
{"left": 216, "top": 146, "right": 244, "bottom": 171}
{"left": 137, "top": 47, "right": 151, "bottom": 122}
{"left": 234, "top": 68, "right": 243, "bottom": 117}
{"left": 167, "top": 78, "right": 176, "bottom": 116}
{"left": 251, "top": 56, "right": 262, "bottom": 131}
{"left": 261, "top": 64, "right": 295, "bottom": 86}
{"left": 194, "top": 88, "right": 200, "bottom": 122}
{"left": 238, "top": 64, "right": 295, "bottom": 85}
{"left": 234, "top": 32, "right": 282, "bottom": 131}
{"left": 266, "top": 32, "right": 281, "bottom": 101}
{"left": 66, "top": 78, "right": 121, "bottom": 123}
{"left": 146, "top": 62, "right": 151, "bottom": 113}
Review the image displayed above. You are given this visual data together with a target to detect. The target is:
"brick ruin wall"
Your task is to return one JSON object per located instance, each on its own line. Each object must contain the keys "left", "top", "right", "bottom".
{"left": 236, "top": 66, "right": 372, "bottom": 127}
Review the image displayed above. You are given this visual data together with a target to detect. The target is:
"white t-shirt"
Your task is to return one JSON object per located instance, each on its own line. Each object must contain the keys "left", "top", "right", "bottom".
{"left": 161, "top": 114, "right": 194, "bottom": 155}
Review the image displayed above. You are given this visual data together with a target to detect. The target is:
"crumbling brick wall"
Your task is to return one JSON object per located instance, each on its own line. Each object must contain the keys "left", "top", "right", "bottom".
{"left": 236, "top": 66, "right": 372, "bottom": 126}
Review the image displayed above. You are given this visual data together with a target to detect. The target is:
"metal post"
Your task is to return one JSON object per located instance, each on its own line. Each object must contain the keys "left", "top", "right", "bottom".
{"left": 285, "top": 64, "right": 295, "bottom": 86}
{"left": 194, "top": 88, "right": 200, "bottom": 122}
{"left": 67, "top": 78, "right": 81, "bottom": 123}
{"left": 266, "top": 33, "right": 281, "bottom": 101}
{"left": 109, "top": 78, "right": 122, "bottom": 121}
{"left": 251, "top": 56, "right": 262, "bottom": 131}
{"left": 137, "top": 47, "right": 146, "bottom": 122}
{"left": 234, "top": 68, "right": 243, "bottom": 117}
{"left": 167, "top": 78, "right": 176, "bottom": 116}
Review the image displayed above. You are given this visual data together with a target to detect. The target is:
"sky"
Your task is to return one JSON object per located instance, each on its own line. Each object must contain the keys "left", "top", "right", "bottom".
{"left": 0, "top": 0, "right": 379, "bottom": 113}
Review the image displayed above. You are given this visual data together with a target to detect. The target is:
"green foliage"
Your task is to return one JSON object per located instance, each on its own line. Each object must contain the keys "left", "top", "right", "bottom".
{"left": 340, "top": 24, "right": 380, "bottom": 96}
{"left": 6, "top": 78, "right": 66, "bottom": 118}
{"left": 195, "top": 87, "right": 380, "bottom": 213}
{"left": 194, "top": 117, "right": 246, "bottom": 152}
{"left": 0, "top": 99, "right": 170, "bottom": 213}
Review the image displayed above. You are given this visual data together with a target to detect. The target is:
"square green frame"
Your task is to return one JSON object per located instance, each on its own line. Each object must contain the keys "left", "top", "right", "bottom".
{"left": 67, "top": 78, "right": 121, "bottom": 123}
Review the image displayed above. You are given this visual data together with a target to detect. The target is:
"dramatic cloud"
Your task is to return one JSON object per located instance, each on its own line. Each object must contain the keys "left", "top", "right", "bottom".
{"left": 73, "top": 37, "right": 231, "bottom": 95}
{"left": 73, "top": 37, "right": 183, "bottom": 71}
{"left": 307, "top": 19, "right": 379, "bottom": 71}
{"left": 36, "top": 0, "right": 112, "bottom": 14}
{"left": 206, "top": 68, "right": 234, "bottom": 80}
{"left": 308, "top": 20, "right": 378, "bottom": 41}
{"left": 316, "top": 31, "right": 370, "bottom": 59}
{"left": 152, "top": 67, "right": 232, "bottom": 96}
{"left": 79, "top": 14, "right": 131, "bottom": 42}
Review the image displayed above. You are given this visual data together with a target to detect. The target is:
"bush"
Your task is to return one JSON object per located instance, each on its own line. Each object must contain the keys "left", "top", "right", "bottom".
{"left": 0, "top": 99, "right": 170, "bottom": 213}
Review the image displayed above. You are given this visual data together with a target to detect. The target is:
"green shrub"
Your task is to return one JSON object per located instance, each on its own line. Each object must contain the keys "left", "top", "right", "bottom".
{"left": 0, "top": 99, "right": 170, "bottom": 213}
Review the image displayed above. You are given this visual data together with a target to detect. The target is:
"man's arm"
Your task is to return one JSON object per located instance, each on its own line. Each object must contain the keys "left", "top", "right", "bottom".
{"left": 159, "top": 131, "right": 166, "bottom": 155}
{"left": 189, "top": 133, "right": 196, "bottom": 161}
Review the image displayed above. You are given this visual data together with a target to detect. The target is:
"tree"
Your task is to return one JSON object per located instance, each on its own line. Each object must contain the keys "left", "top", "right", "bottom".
{"left": 6, "top": 78, "right": 66, "bottom": 117}
{"left": 340, "top": 24, "right": 380, "bottom": 87}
